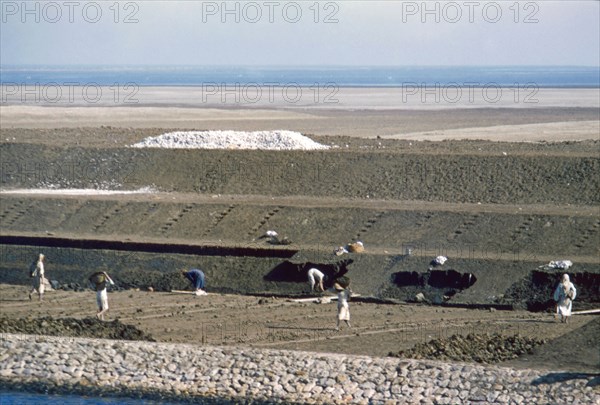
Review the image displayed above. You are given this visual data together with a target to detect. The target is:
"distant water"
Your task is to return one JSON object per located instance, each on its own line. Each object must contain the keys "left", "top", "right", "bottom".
{"left": 1, "top": 65, "right": 598, "bottom": 87}
{"left": 0, "top": 391, "right": 183, "bottom": 404}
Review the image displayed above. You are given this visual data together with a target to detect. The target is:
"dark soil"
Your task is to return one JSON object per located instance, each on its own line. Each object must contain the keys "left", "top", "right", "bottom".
{"left": 505, "top": 271, "right": 600, "bottom": 311}
{"left": 0, "top": 125, "right": 598, "bottom": 374}
{"left": 500, "top": 317, "right": 600, "bottom": 372}
{"left": 0, "top": 316, "right": 154, "bottom": 341}
{"left": 2, "top": 284, "right": 598, "bottom": 373}
{"left": 1, "top": 139, "right": 599, "bottom": 205}
{"left": 389, "top": 333, "right": 547, "bottom": 364}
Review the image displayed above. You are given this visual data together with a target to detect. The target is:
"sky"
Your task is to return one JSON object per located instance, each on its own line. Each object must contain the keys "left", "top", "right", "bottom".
{"left": 1, "top": 0, "right": 599, "bottom": 66}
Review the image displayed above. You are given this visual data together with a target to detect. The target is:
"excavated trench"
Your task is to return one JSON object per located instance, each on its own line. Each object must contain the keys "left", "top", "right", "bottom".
{"left": 505, "top": 270, "right": 600, "bottom": 312}
{"left": 0, "top": 235, "right": 295, "bottom": 259}
{"left": 264, "top": 258, "right": 353, "bottom": 287}
{"left": 4, "top": 241, "right": 598, "bottom": 311}
{"left": 390, "top": 269, "right": 477, "bottom": 304}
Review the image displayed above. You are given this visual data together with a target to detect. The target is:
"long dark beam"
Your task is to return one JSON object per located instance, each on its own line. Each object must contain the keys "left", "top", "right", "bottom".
{"left": 0, "top": 235, "right": 297, "bottom": 259}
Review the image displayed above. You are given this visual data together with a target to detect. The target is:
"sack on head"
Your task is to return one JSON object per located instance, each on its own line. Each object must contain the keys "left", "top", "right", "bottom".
{"left": 334, "top": 276, "right": 351, "bottom": 289}
{"left": 90, "top": 272, "right": 106, "bottom": 287}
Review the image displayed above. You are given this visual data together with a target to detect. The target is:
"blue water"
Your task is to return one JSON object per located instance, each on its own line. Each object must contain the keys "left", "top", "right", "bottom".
{"left": 1, "top": 65, "right": 598, "bottom": 87}
{"left": 0, "top": 391, "right": 183, "bottom": 404}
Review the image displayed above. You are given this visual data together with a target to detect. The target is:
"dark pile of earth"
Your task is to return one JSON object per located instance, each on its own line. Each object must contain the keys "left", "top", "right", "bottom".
{"left": 0, "top": 316, "right": 154, "bottom": 341}
{"left": 389, "top": 333, "right": 546, "bottom": 364}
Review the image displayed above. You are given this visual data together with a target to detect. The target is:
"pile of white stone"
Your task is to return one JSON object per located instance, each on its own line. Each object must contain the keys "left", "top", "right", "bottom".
{"left": 131, "top": 130, "right": 330, "bottom": 151}
{"left": 1, "top": 333, "right": 596, "bottom": 404}
{"left": 0, "top": 187, "right": 156, "bottom": 196}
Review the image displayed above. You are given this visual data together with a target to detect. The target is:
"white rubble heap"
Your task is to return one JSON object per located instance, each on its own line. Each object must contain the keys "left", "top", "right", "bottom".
{"left": 131, "top": 130, "right": 330, "bottom": 150}
{"left": 0, "top": 187, "right": 156, "bottom": 196}
{"left": 547, "top": 260, "right": 573, "bottom": 270}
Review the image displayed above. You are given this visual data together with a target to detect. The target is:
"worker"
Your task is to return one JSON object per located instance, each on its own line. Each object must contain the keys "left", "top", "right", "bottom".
{"left": 181, "top": 268, "right": 207, "bottom": 296}
{"left": 334, "top": 280, "right": 352, "bottom": 331}
{"left": 29, "top": 253, "right": 46, "bottom": 301}
{"left": 307, "top": 268, "right": 326, "bottom": 292}
{"left": 88, "top": 271, "right": 115, "bottom": 320}
{"left": 553, "top": 273, "right": 577, "bottom": 323}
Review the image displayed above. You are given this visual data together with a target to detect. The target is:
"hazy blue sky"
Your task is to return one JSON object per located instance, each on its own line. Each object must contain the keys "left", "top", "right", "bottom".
{"left": 1, "top": 0, "right": 598, "bottom": 66}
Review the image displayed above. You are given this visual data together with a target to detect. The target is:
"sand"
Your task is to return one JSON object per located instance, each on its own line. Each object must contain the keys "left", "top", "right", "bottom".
{"left": 1, "top": 104, "right": 599, "bottom": 142}
{"left": 383, "top": 120, "right": 600, "bottom": 142}
{"left": 2, "top": 86, "right": 599, "bottom": 109}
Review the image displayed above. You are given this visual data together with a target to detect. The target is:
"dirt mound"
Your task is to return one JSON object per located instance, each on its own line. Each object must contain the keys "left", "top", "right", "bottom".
{"left": 500, "top": 317, "right": 600, "bottom": 372}
{"left": 0, "top": 316, "right": 154, "bottom": 341}
{"left": 390, "top": 333, "right": 546, "bottom": 364}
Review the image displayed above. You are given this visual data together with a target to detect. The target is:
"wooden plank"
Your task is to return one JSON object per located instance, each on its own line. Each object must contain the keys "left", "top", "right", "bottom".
{"left": 170, "top": 290, "right": 209, "bottom": 295}
{"left": 571, "top": 309, "right": 600, "bottom": 315}
{"left": 290, "top": 296, "right": 336, "bottom": 303}
{"left": 290, "top": 294, "right": 361, "bottom": 303}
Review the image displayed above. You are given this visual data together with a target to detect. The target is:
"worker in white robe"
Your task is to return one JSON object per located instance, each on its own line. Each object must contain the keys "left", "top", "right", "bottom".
{"left": 29, "top": 253, "right": 46, "bottom": 301}
{"left": 89, "top": 271, "right": 115, "bottom": 320}
{"left": 307, "top": 268, "right": 325, "bottom": 292}
{"left": 553, "top": 274, "right": 576, "bottom": 323}
{"left": 335, "top": 282, "right": 351, "bottom": 330}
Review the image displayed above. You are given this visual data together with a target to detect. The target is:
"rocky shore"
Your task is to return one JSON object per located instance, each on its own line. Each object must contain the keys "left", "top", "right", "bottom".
{"left": 1, "top": 333, "right": 597, "bottom": 404}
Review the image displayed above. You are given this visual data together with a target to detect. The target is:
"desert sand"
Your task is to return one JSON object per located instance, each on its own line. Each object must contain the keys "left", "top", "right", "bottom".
{"left": 1, "top": 104, "right": 599, "bottom": 142}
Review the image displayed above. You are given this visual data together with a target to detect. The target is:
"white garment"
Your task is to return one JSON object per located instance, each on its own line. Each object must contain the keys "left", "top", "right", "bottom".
{"left": 553, "top": 281, "right": 576, "bottom": 317}
{"left": 105, "top": 273, "right": 115, "bottom": 286}
{"left": 434, "top": 256, "right": 448, "bottom": 266}
{"left": 95, "top": 273, "right": 115, "bottom": 310}
{"left": 32, "top": 260, "right": 45, "bottom": 294}
{"left": 35, "top": 261, "right": 44, "bottom": 277}
{"left": 549, "top": 260, "right": 573, "bottom": 270}
{"left": 307, "top": 268, "right": 325, "bottom": 290}
{"left": 334, "top": 246, "right": 349, "bottom": 256}
{"left": 96, "top": 289, "right": 109, "bottom": 311}
{"left": 337, "top": 290, "right": 350, "bottom": 321}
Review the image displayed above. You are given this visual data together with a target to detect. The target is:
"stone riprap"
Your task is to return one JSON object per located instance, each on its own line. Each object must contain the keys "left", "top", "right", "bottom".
{"left": 1, "top": 333, "right": 597, "bottom": 404}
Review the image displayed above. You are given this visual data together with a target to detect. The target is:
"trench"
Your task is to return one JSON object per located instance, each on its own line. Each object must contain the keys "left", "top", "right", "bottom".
{"left": 389, "top": 269, "right": 477, "bottom": 304}
{"left": 3, "top": 239, "right": 599, "bottom": 310}
{"left": 0, "top": 235, "right": 296, "bottom": 259}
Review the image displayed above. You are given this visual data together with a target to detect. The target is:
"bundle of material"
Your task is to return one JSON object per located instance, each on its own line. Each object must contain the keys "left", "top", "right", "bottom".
{"left": 548, "top": 260, "right": 573, "bottom": 270}
{"left": 334, "top": 246, "right": 349, "bottom": 256}
{"left": 333, "top": 276, "right": 351, "bottom": 290}
{"left": 347, "top": 241, "right": 365, "bottom": 253}
{"left": 433, "top": 256, "right": 448, "bottom": 266}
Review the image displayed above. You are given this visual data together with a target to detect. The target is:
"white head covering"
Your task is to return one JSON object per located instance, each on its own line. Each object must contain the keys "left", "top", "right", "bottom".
{"left": 562, "top": 274, "right": 570, "bottom": 283}
{"left": 38, "top": 253, "right": 45, "bottom": 261}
